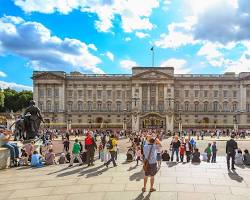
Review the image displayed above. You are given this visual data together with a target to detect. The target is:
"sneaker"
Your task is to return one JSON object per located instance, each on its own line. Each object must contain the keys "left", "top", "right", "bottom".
{"left": 79, "top": 163, "right": 83, "bottom": 166}
{"left": 68, "top": 164, "right": 73, "bottom": 167}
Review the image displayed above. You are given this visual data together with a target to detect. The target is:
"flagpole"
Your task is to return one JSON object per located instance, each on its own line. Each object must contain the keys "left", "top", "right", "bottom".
{"left": 151, "top": 46, "right": 155, "bottom": 67}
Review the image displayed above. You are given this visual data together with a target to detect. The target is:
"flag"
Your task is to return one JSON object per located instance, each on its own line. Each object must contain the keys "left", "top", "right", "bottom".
{"left": 150, "top": 46, "right": 154, "bottom": 51}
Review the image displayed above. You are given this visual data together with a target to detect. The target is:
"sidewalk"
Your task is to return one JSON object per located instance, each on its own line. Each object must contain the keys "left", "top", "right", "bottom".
{"left": 0, "top": 155, "right": 250, "bottom": 200}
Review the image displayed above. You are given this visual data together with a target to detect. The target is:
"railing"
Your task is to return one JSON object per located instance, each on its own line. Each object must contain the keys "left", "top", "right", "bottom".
{"left": 174, "top": 74, "right": 238, "bottom": 78}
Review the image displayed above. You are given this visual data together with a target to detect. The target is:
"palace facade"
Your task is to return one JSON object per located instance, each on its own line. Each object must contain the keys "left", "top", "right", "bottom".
{"left": 33, "top": 67, "right": 250, "bottom": 131}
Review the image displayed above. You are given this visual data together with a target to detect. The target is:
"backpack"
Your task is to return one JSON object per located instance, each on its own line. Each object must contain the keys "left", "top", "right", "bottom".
{"left": 106, "top": 139, "right": 113, "bottom": 150}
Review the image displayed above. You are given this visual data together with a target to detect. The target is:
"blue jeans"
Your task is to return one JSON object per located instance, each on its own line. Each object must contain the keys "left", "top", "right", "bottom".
{"left": 106, "top": 151, "right": 117, "bottom": 167}
{"left": 171, "top": 148, "right": 179, "bottom": 162}
{"left": 3, "top": 143, "right": 19, "bottom": 160}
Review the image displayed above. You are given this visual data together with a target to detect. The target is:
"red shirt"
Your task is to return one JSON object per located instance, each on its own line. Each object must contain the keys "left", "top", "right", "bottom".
{"left": 179, "top": 146, "right": 185, "bottom": 155}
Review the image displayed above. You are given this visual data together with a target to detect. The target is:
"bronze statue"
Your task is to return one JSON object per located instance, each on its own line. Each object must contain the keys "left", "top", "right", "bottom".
{"left": 23, "top": 100, "right": 44, "bottom": 140}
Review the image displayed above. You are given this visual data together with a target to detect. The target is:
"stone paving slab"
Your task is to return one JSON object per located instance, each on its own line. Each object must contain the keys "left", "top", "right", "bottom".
{"left": 0, "top": 155, "right": 249, "bottom": 200}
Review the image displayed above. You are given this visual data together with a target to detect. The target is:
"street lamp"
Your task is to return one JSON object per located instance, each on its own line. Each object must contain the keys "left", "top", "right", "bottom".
{"left": 178, "top": 109, "right": 182, "bottom": 132}
{"left": 123, "top": 109, "right": 127, "bottom": 130}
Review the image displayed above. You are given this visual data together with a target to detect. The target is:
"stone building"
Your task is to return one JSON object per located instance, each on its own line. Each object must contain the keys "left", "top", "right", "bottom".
{"left": 32, "top": 67, "right": 250, "bottom": 131}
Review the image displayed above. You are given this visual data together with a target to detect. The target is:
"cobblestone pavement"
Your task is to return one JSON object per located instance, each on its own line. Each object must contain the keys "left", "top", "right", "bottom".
{"left": 0, "top": 154, "right": 250, "bottom": 200}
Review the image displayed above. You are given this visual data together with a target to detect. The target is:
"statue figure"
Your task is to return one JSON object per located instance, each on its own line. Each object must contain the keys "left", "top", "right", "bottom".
{"left": 23, "top": 100, "right": 44, "bottom": 140}
{"left": 10, "top": 115, "right": 25, "bottom": 141}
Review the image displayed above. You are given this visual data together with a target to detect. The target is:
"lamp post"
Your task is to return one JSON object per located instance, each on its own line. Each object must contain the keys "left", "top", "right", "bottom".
{"left": 123, "top": 108, "right": 127, "bottom": 130}
{"left": 178, "top": 109, "right": 182, "bottom": 132}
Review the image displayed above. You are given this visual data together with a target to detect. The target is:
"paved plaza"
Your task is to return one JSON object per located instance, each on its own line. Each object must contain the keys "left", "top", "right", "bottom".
{"left": 0, "top": 153, "right": 250, "bottom": 200}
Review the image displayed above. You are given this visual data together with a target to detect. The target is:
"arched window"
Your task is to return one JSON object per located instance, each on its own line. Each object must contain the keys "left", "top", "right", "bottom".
{"left": 203, "top": 101, "right": 208, "bottom": 112}
{"left": 97, "top": 101, "right": 102, "bottom": 111}
{"left": 107, "top": 101, "right": 112, "bottom": 111}
{"left": 67, "top": 101, "right": 73, "bottom": 111}
{"left": 232, "top": 102, "right": 238, "bottom": 112}
{"left": 223, "top": 102, "right": 228, "bottom": 112}
{"left": 87, "top": 101, "right": 92, "bottom": 111}
{"left": 184, "top": 102, "right": 189, "bottom": 111}
{"left": 194, "top": 101, "right": 199, "bottom": 112}
{"left": 78, "top": 101, "right": 83, "bottom": 111}
{"left": 46, "top": 100, "right": 51, "bottom": 111}
{"left": 213, "top": 101, "right": 218, "bottom": 112}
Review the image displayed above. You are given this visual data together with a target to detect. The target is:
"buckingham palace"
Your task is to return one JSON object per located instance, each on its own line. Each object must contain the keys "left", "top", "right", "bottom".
{"left": 32, "top": 67, "right": 250, "bottom": 131}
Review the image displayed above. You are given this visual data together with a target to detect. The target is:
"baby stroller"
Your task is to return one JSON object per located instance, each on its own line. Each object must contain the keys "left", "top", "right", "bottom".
{"left": 126, "top": 148, "right": 134, "bottom": 162}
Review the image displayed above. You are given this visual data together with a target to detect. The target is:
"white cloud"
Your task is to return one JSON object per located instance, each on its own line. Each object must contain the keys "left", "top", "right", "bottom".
{"left": 14, "top": 0, "right": 159, "bottom": 33}
{"left": 155, "top": 18, "right": 197, "bottom": 48}
{"left": 125, "top": 37, "right": 131, "bottom": 42}
{"left": 224, "top": 54, "right": 250, "bottom": 73}
{"left": 0, "top": 80, "right": 32, "bottom": 91}
{"left": 0, "top": 15, "right": 104, "bottom": 74}
{"left": 106, "top": 51, "right": 114, "bottom": 61}
{"left": 161, "top": 58, "right": 191, "bottom": 74}
{"left": 120, "top": 59, "right": 137, "bottom": 70}
{"left": 135, "top": 32, "right": 150, "bottom": 38}
{"left": 0, "top": 71, "right": 7, "bottom": 77}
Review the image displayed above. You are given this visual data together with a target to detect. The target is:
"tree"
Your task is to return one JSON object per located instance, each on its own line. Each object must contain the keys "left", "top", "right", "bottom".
{"left": 0, "top": 89, "right": 4, "bottom": 108}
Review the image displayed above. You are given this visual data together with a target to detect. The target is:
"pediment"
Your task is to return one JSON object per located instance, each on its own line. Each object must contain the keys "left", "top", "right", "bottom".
{"left": 132, "top": 70, "right": 173, "bottom": 80}
{"left": 32, "top": 72, "right": 65, "bottom": 80}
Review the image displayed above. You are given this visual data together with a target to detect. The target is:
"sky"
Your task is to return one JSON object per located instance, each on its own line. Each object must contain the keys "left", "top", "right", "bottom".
{"left": 0, "top": 0, "right": 250, "bottom": 91}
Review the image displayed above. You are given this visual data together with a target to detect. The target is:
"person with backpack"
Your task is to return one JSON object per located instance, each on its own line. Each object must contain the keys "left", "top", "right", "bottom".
{"left": 85, "top": 132, "right": 97, "bottom": 166}
{"left": 105, "top": 134, "right": 117, "bottom": 168}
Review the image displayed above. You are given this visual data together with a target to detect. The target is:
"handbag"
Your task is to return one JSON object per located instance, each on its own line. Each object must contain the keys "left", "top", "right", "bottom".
{"left": 143, "top": 144, "right": 154, "bottom": 172}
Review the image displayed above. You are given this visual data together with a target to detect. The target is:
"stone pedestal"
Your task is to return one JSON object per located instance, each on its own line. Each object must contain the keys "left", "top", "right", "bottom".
{"left": 0, "top": 148, "right": 10, "bottom": 169}
{"left": 132, "top": 114, "right": 139, "bottom": 132}
{"left": 166, "top": 114, "right": 174, "bottom": 132}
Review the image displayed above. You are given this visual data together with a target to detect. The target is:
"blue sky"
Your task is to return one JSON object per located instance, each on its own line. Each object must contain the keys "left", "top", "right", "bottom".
{"left": 0, "top": 0, "right": 250, "bottom": 90}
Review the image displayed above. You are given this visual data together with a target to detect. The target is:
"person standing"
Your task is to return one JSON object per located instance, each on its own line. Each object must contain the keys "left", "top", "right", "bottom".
{"left": 211, "top": 142, "right": 217, "bottom": 163}
{"left": 85, "top": 132, "right": 97, "bottom": 166}
{"left": 142, "top": 138, "right": 157, "bottom": 193}
{"left": 226, "top": 134, "right": 238, "bottom": 170}
{"left": 68, "top": 139, "right": 83, "bottom": 167}
{"left": 184, "top": 138, "right": 192, "bottom": 162}
{"left": 205, "top": 143, "right": 212, "bottom": 162}
{"left": 105, "top": 134, "right": 117, "bottom": 168}
{"left": 170, "top": 135, "right": 181, "bottom": 162}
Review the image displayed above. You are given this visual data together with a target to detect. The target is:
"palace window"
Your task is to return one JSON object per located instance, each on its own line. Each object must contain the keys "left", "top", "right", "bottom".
{"left": 87, "top": 101, "right": 92, "bottom": 111}
{"left": 38, "top": 102, "right": 44, "bottom": 111}
{"left": 78, "top": 90, "right": 83, "bottom": 97}
{"left": 126, "top": 102, "right": 131, "bottom": 111}
{"left": 175, "top": 90, "right": 180, "bottom": 98}
{"left": 184, "top": 102, "right": 189, "bottom": 111}
{"left": 97, "top": 90, "right": 102, "bottom": 99}
{"left": 117, "top": 102, "right": 121, "bottom": 112}
{"left": 54, "top": 102, "right": 59, "bottom": 112}
{"left": 175, "top": 102, "right": 179, "bottom": 111}
{"left": 107, "top": 90, "right": 112, "bottom": 99}
{"left": 39, "top": 89, "right": 44, "bottom": 98}
{"left": 47, "top": 100, "right": 51, "bottom": 111}
{"left": 213, "top": 102, "right": 218, "bottom": 112}
{"left": 223, "top": 102, "right": 228, "bottom": 111}
{"left": 232, "top": 102, "right": 238, "bottom": 112}
{"left": 223, "top": 90, "right": 228, "bottom": 98}
{"left": 204, "top": 90, "right": 208, "bottom": 98}
{"left": 87, "top": 90, "right": 92, "bottom": 98}
{"left": 47, "top": 88, "right": 52, "bottom": 97}
{"left": 158, "top": 102, "right": 164, "bottom": 112}
{"left": 116, "top": 90, "right": 121, "bottom": 99}
{"left": 67, "top": 101, "right": 73, "bottom": 111}
{"left": 247, "top": 90, "right": 250, "bottom": 98}
{"left": 142, "top": 102, "right": 147, "bottom": 111}
{"left": 185, "top": 90, "right": 189, "bottom": 98}
{"left": 214, "top": 91, "right": 218, "bottom": 98}
{"left": 203, "top": 102, "right": 208, "bottom": 112}
{"left": 54, "top": 88, "right": 59, "bottom": 97}
{"left": 68, "top": 90, "right": 73, "bottom": 98}
{"left": 233, "top": 91, "right": 237, "bottom": 98}
{"left": 246, "top": 104, "right": 250, "bottom": 112}
{"left": 97, "top": 102, "right": 102, "bottom": 111}
{"left": 78, "top": 101, "right": 83, "bottom": 111}
{"left": 194, "top": 102, "right": 199, "bottom": 112}
{"left": 195, "top": 90, "right": 199, "bottom": 98}
{"left": 107, "top": 102, "right": 112, "bottom": 111}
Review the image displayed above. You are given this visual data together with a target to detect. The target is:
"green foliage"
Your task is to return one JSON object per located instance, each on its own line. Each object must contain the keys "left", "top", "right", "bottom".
{"left": 0, "top": 90, "right": 4, "bottom": 108}
{"left": 0, "top": 88, "right": 33, "bottom": 112}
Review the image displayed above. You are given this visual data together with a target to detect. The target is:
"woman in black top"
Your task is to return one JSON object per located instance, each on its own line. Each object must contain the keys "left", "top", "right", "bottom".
{"left": 170, "top": 135, "right": 181, "bottom": 162}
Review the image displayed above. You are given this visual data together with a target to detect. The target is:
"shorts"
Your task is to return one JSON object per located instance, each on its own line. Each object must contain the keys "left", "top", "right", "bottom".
{"left": 157, "top": 153, "right": 161, "bottom": 161}
{"left": 145, "top": 163, "right": 157, "bottom": 176}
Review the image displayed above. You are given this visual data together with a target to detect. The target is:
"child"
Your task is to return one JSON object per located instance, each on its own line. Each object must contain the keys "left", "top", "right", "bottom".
{"left": 30, "top": 151, "right": 43, "bottom": 167}
{"left": 179, "top": 143, "right": 185, "bottom": 163}
{"left": 192, "top": 148, "right": 201, "bottom": 163}
{"left": 162, "top": 150, "right": 170, "bottom": 161}
{"left": 235, "top": 149, "right": 244, "bottom": 165}
{"left": 45, "top": 149, "right": 56, "bottom": 165}
{"left": 98, "top": 143, "right": 104, "bottom": 162}
{"left": 25, "top": 141, "right": 35, "bottom": 161}
{"left": 19, "top": 149, "right": 28, "bottom": 166}
{"left": 68, "top": 139, "right": 83, "bottom": 167}
{"left": 243, "top": 149, "right": 250, "bottom": 165}
{"left": 211, "top": 142, "right": 217, "bottom": 163}
{"left": 58, "top": 153, "right": 67, "bottom": 164}
{"left": 135, "top": 146, "right": 142, "bottom": 166}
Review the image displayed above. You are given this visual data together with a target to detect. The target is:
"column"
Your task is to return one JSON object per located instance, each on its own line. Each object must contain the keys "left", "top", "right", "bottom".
{"left": 147, "top": 84, "right": 150, "bottom": 111}
{"left": 156, "top": 84, "right": 158, "bottom": 111}
{"left": 163, "top": 84, "right": 168, "bottom": 111}
{"left": 33, "top": 83, "right": 39, "bottom": 103}
{"left": 138, "top": 84, "right": 142, "bottom": 112}
{"left": 240, "top": 83, "right": 246, "bottom": 111}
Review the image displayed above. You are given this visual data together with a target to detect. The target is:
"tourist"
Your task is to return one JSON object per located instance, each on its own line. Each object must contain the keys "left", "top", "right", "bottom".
{"left": 58, "top": 153, "right": 67, "bottom": 164}
{"left": 162, "top": 150, "right": 170, "bottom": 161}
{"left": 135, "top": 146, "right": 142, "bottom": 165}
{"left": 126, "top": 147, "right": 134, "bottom": 162}
{"left": 142, "top": 138, "right": 157, "bottom": 193}
{"left": 204, "top": 143, "right": 212, "bottom": 162}
{"left": 0, "top": 129, "right": 19, "bottom": 167}
{"left": 65, "top": 151, "right": 71, "bottom": 163}
{"left": 243, "top": 149, "right": 250, "bottom": 165}
{"left": 192, "top": 148, "right": 201, "bottom": 163}
{"left": 235, "top": 149, "right": 244, "bottom": 165}
{"left": 179, "top": 143, "right": 185, "bottom": 163}
{"left": 155, "top": 136, "right": 162, "bottom": 168}
{"left": 226, "top": 134, "right": 238, "bottom": 170}
{"left": 30, "top": 151, "right": 43, "bottom": 167}
{"left": 45, "top": 149, "right": 56, "bottom": 165}
{"left": 19, "top": 148, "right": 28, "bottom": 166}
{"left": 63, "top": 138, "right": 70, "bottom": 152}
{"left": 68, "top": 139, "right": 83, "bottom": 167}
{"left": 184, "top": 138, "right": 192, "bottom": 162}
{"left": 105, "top": 134, "right": 118, "bottom": 167}
{"left": 211, "top": 142, "right": 217, "bottom": 163}
{"left": 98, "top": 142, "right": 104, "bottom": 162}
{"left": 170, "top": 135, "right": 180, "bottom": 162}
{"left": 85, "top": 132, "right": 97, "bottom": 166}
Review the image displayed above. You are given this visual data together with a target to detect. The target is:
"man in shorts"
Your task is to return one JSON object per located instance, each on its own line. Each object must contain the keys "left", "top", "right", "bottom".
{"left": 142, "top": 138, "right": 157, "bottom": 192}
